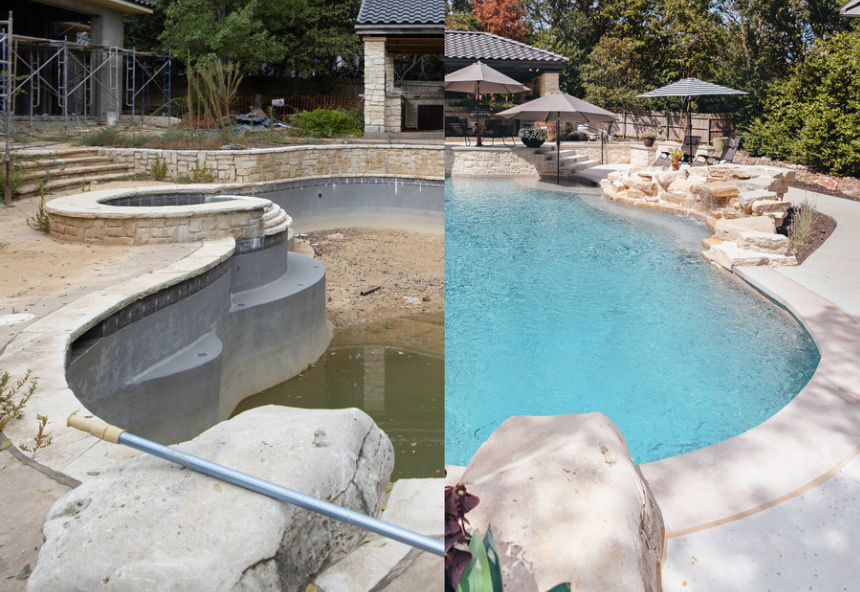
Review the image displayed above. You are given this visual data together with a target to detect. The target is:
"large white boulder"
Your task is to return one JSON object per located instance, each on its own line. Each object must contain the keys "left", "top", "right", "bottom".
{"left": 460, "top": 414, "right": 664, "bottom": 592}
{"left": 736, "top": 231, "right": 791, "bottom": 255}
{"left": 28, "top": 406, "right": 395, "bottom": 592}
{"left": 714, "top": 216, "right": 776, "bottom": 240}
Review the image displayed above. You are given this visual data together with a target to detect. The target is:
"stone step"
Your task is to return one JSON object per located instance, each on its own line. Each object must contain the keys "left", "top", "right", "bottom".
{"left": 16, "top": 147, "right": 102, "bottom": 160}
{"left": 21, "top": 162, "right": 132, "bottom": 183}
{"left": 559, "top": 154, "right": 588, "bottom": 164}
{"left": 312, "top": 479, "right": 442, "bottom": 592}
{"left": 262, "top": 205, "right": 283, "bottom": 222}
{"left": 561, "top": 159, "right": 599, "bottom": 173}
{"left": 17, "top": 170, "right": 137, "bottom": 197}
{"left": 264, "top": 210, "right": 288, "bottom": 230}
{"left": 264, "top": 218, "right": 290, "bottom": 237}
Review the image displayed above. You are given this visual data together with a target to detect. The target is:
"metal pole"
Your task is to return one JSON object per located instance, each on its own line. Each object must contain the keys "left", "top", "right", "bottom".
{"left": 556, "top": 112, "right": 560, "bottom": 185}
{"left": 4, "top": 11, "right": 12, "bottom": 207}
{"left": 67, "top": 413, "right": 443, "bottom": 557}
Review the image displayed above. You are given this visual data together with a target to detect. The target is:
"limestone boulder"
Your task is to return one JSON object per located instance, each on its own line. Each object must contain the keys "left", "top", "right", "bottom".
{"left": 704, "top": 181, "right": 739, "bottom": 202}
{"left": 737, "top": 231, "right": 790, "bottom": 255}
{"left": 460, "top": 414, "right": 665, "bottom": 592}
{"left": 706, "top": 242, "right": 797, "bottom": 269}
{"left": 752, "top": 200, "right": 791, "bottom": 216}
{"left": 715, "top": 216, "right": 776, "bottom": 241}
{"left": 654, "top": 170, "right": 685, "bottom": 190}
{"left": 737, "top": 176, "right": 781, "bottom": 193}
{"left": 667, "top": 178, "right": 691, "bottom": 193}
{"left": 737, "top": 190, "right": 778, "bottom": 212}
{"left": 28, "top": 406, "right": 395, "bottom": 592}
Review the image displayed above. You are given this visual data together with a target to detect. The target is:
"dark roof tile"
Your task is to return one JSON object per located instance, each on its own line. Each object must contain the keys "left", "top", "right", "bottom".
{"left": 357, "top": 0, "right": 444, "bottom": 25}
{"left": 445, "top": 31, "right": 568, "bottom": 63}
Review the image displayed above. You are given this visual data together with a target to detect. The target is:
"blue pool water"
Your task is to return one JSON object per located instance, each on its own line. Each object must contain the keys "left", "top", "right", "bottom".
{"left": 445, "top": 177, "right": 820, "bottom": 466}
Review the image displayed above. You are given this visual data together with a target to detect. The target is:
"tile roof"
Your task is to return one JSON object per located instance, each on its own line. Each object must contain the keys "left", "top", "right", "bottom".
{"left": 445, "top": 31, "right": 568, "bottom": 64}
{"left": 356, "top": 0, "right": 444, "bottom": 25}
{"left": 128, "top": 0, "right": 156, "bottom": 8}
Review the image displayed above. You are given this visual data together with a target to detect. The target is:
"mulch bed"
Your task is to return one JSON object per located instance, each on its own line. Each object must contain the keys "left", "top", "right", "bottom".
{"left": 778, "top": 209, "right": 837, "bottom": 265}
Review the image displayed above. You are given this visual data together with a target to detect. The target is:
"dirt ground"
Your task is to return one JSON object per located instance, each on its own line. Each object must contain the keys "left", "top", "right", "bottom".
{"left": 299, "top": 227, "right": 444, "bottom": 331}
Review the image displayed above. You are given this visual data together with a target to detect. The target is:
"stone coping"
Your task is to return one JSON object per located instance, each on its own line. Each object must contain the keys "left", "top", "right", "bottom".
{"left": 45, "top": 185, "right": 271, "bottom": 220}
{"left": 0, "top": 238, "right": 236, "bottom": 482}
{"left": 113, "top": 143, "right": 445, "bottom": 155}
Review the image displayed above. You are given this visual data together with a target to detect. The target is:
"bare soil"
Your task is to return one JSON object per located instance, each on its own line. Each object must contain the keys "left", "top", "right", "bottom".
{"left": 299, "top": 227, "right": 444, "bottom": 331}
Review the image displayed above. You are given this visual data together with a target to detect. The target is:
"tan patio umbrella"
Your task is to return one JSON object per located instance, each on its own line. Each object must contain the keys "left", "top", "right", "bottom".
{"left": 840, "top": 0, "right": 860, "bottom": 17}
{"left": 497, "top": 92, "right": 617, "bottom": 184}
{"left": 444, "top": 61, "right": 531, "bottom": 96}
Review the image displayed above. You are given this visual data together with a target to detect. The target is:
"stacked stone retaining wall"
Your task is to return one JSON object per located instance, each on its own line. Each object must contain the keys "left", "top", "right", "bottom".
{"left": 103, "top": 144, "right": 443, "bottom": 184}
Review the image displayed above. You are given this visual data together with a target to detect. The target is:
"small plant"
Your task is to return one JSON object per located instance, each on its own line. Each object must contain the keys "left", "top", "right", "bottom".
{"left": 150, "top": 155, "right": 168, "bottom": 180}
{"left": 518, "top": 127, "right": 549, "bottom": 142}
{"left": 19, "top": 414, "right": 53, "bottom": 458}
{"left": 0, "top": 370, "right": 36, "bottom": 433}
{"left": 27, "top": 186, "right": 50, "bottom": 233}
{"left": 788, "top": 199, "right": 818, "bottom": 250}
{"left": 445, "top": 482, "right": 570, "bottom": 592}
{"left": 289, "top": 108, "right": 363, "bottom": 138}
{"left": 175, "top": 175, "right": 193, "bottom": 184}
{"left": 190, "top": 159, "right": 215, "bottom": 183}
{"left": 81, "top": 179, "right": 92, "bottom": 192}
{"left": 641, "top": 131, "right": 658, "bottom": 139}
{"left": 0, "top": 158, "right": 24, "bottom": 198}
{"left": 668, "top": 147, "right": 684, "bottom": 160}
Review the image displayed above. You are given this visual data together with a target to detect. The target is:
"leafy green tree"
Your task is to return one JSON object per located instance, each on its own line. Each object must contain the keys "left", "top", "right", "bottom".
{"left": 745, "top": 30, "right": 860, "bottom": 175}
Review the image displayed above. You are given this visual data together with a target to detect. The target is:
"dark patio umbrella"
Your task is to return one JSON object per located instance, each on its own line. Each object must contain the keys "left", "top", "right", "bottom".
{"left": 497, "top": 92, "right": 617, "bottom": 184}
{"left": 840, "top": 0, "right": 860, "bottom": 17}
{"left": 638, "top": 78, "right": 747, "bottom": 162}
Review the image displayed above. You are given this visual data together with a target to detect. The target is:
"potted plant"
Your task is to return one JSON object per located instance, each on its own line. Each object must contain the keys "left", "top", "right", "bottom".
{"left": 519, "top": 127, "right": 549, "bottom": 148}
{"left": 668, "top": 147, "right": 684, "bottom": 171}
{"left": 641, "top": 131, "right": 658, "bottom": 147}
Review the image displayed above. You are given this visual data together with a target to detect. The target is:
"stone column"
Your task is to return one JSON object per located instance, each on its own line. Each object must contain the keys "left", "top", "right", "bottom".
{"left": 90, "top": 10, "right": 124, "bottom": 121}
{"left": 536, "top": 72, "right": 560, "bottom": 96}
{"left": 362, "top": 37, "right": 387, "bottom": 134}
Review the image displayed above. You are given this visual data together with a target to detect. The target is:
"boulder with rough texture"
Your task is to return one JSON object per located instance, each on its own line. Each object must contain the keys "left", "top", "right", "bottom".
{"left": 737, "top": 176, "right": 782, "bottom": 193}
{"left": 752, "top": 200, "right": 791, "bottom": 216}
{"left": 28, "top": 406, "right": 395, "bottom": 592}
{"left": 706, "top": 242, "right": 797, "bottom": 269}
{"left": 737, "top": 190, "right": 778, "bottom": 212}
{"left": 460, "top": 414, "right": 664, "bottom": 592}
{"left": 736, "top": 231, "right": 791, "bottom": 254}
{"left": 714, "top": 216, "right": 776, "bottom": 240}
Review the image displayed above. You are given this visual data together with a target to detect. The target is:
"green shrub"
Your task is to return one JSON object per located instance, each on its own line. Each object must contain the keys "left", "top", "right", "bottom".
{"left": 744, "top": 30, "right": 860, "bottom": 175}
{"left": 79, "top": 126, "right": 131, "bottom": 147}
{"left": 289, "top": 108, "right": 363, "bottom": 138}
{"left": 518, "top": 127, "right": 548, "bottom": 142}
{"left": 0, "top": 160, "right": 24, "bottom": 197}
{"left": 150, "top": 155, "right": 168, "bottom": 180}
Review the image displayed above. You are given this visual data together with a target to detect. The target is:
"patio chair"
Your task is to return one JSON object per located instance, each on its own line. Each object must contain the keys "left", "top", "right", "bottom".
{"left": 445, "top": 117, "right": 472, "bottom": 146}
{"left": 654, "top": 136, "right": 700, "bottom": 167}
{"left": 483, "top": 119, "right": 517, "bottom": 147}
{"left": 691, "top": 135, "right": 741, "bottom": 167}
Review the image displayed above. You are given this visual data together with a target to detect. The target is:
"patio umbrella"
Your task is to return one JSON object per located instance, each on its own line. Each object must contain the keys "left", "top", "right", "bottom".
{"left": 444, "top": 61, "right": 531, "bottom": 96}
{"left": 638, "top": 78, "right": 747, "bottom": 161}
{"left": 840, "top": 0, "right": 860, "bottom": 17}
{"left": 497, "top": 92, "right": 617, "bottom": 184}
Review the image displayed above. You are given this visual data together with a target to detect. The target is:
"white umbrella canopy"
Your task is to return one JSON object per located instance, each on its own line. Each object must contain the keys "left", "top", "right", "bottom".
{"left": 496, "top": 91, "right": 617, "bottom": 123}
{"left": 444, "top": 61, "right": 531, "bottom": 95}
{"left": 840, "top": 0, "right": 860, "bottom": 17}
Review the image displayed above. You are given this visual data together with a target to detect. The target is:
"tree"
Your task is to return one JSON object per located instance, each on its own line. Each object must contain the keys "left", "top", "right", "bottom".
{"left": 471, "top": 0, "right": 528, "bottom": 41}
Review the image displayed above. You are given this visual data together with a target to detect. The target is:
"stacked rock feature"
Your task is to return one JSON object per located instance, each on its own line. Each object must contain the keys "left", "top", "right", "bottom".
{"left": 600, "top": 164, "right": 797, "bottom": 268}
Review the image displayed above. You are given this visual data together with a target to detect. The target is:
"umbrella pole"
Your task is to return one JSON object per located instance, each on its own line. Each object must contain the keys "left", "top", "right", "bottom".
{"left": 556, "top": 112, "right": 560, "bottom": 185}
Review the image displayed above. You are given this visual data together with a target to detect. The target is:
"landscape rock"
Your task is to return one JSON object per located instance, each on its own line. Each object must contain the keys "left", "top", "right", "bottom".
{"left": 737, "top": 176, "right": 782, "bottom": 193}
{"left": 707, "top": 242, "right": 797, "bottom": 269}
{"left": 752, "top": 200, "right": 791, "bottom": 216}
{"left": 715, "top": 216, "right": 776, "bottom": 241}
{"left": 737, "top": 190, "right": 778, "bottom": 211}
{"left": 460, "top": 414, "right": 664, "bottom": 592}
{"left": 28, "top": 406, "right": 395, "bottom": 592}
{"left": 736, "top": 231, "right": 791, "bottom": 254}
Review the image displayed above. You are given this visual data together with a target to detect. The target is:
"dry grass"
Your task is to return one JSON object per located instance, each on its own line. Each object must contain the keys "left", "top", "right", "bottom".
{"left": 788, "top": 199, "right": 818, "bottom": 250}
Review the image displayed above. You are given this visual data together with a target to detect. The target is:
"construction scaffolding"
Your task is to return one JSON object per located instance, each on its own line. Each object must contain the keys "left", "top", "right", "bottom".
{"left": 1, "top": 16, "right": 171, "bottom": 128}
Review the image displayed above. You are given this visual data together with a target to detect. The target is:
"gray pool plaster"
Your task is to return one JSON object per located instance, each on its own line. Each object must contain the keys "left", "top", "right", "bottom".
{"left": 446, "top": 172, "right": 860, "bottom": 589}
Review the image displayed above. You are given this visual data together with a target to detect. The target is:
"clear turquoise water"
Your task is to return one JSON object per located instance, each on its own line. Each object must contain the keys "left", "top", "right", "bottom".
{"left": 445, "top": 177, "right": 820, "bottom": 466}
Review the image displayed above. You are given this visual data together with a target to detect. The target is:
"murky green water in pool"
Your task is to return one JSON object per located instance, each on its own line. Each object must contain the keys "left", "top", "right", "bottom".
{"left": 233, "top": 314, "right": 443, "bottom": 480}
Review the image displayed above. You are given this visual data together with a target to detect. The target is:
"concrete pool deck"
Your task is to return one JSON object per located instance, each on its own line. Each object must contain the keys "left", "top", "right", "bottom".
{"left": 446, "top": 172, "right": 860, "bottom": 590}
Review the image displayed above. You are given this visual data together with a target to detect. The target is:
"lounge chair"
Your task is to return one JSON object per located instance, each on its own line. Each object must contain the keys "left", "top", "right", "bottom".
{"left": 483, "top": 119, "right": 517, "bottom": 147}
{"left": 654, "top": 136, "right": 700, "bottom": 167}
{"left": 445, "top": 116, "right": 472, "bottom": 146}
{"left": 691, "top": 135, "right": 741, "bottom": 167}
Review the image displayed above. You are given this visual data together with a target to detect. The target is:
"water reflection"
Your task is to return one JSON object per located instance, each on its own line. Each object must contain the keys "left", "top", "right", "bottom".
{"left": 233, "top": 314, "right": 443, "bottom": 480}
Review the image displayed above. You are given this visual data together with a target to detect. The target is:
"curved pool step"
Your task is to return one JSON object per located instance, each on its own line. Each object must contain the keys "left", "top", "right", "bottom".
{"left": 262, "top": 203, "right": 291, "bottom": 236}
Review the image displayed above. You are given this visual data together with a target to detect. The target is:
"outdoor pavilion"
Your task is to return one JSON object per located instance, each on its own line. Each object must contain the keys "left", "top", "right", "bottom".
{"left": 355, "top": 0, "right": 444, "bottom": 135}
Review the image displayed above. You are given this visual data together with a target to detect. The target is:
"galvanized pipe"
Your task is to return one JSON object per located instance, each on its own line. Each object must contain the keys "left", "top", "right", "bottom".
{"left": 68, "top": 413, "right": 443, "bottom": 557}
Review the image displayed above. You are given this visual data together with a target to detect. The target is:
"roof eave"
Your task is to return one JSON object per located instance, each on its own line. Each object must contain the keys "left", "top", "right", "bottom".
{"left": 77, "top": 0, "right": 154, "bottom": 14}
{"left": 356, "top": 23, "right": 444, "bottom": 35}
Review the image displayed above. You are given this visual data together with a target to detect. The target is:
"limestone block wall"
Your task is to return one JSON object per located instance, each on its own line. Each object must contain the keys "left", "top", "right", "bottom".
{"left": 362, "top": 37, "right": 388, "bottom": 134}
{"left": 103, "top": 145, "right": 444, "bottom": 184}
{"left": 49, "top": 210, "right": 264, "bottom": 245}
{"left": 536, "top": 72, "right": 560, "bottom": 96}
{"left": 385, "top": 94, "right": 403, "bottom": 131}
{"left": 445, "top": 146, "right": 548, "bottom": 176}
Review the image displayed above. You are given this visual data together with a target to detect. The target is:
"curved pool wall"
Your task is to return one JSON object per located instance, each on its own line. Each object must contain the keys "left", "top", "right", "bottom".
{"left": 66, "top": 236, "right": 329, "bottom": 445}
{"left": 0, "top": 171, "right": 442, "bottom": 480}
{"left": 240, "top": 176, "right": 444, "bottom": 233}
